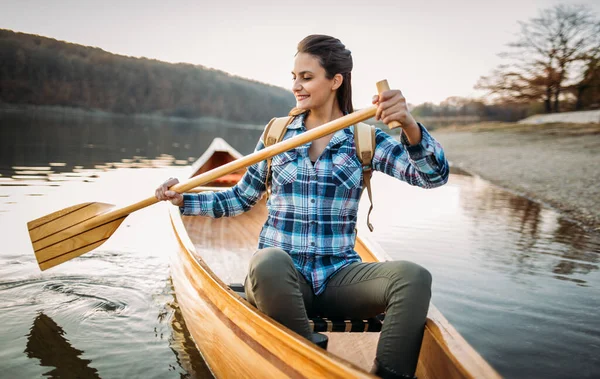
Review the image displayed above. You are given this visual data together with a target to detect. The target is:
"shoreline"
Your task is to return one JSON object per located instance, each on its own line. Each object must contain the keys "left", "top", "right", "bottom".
{"left": 430, "top": 122, "right": 600, "bottom": 232}
{"left": 0, "top": 102, "right": 265, "bottom": 130}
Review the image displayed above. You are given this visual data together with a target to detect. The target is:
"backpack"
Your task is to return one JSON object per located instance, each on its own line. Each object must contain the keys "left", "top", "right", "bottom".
{"left": 263, "top": 110, "right": 376, "bottom": 232}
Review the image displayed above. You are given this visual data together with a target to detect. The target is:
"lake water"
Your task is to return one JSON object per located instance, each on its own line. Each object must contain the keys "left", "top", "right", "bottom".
{"left": 1, "top": 108, "right": 599, "bottom": 378}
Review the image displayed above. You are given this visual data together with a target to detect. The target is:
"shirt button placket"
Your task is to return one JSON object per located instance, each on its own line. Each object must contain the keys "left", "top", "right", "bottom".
{"left": 309, "top": 170, "right": 318, "bottom": 251}
{"left": 310, "top": 198, "right": 316, "bottom": 249}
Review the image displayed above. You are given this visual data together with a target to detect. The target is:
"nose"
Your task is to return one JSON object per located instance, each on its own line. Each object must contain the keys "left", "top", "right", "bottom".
{"left": 292, "top": 78, "right": 302, "bottom": 93}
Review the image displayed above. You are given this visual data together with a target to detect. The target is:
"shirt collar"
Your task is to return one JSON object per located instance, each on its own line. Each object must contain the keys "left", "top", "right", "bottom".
{"left": 330, "top": 128, "right": 351, "bottom": 147}
{"left": 287, "top": 112, "right": 305, "bottom": 130}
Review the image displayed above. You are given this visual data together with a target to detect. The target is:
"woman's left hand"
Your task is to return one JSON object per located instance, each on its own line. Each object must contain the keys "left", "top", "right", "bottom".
{"left": 372, "top": 90, "right": 418, "bottom": 129}
{"left": 372, "top": 89, "right": 422, "bottom": 145}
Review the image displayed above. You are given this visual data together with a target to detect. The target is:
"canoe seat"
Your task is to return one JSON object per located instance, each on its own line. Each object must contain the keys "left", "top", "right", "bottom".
{"left": 309, "top": 314, "right": 383, "bottom": 333}
{"left": 228, "top": 283, "right": 384, "bottom": 333}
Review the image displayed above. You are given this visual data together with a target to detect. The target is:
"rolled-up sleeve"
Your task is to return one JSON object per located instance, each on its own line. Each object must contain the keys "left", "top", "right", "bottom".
{"left": 180, "top": 139, "right": 268, "bottom": 217}
{"left": 372, "top": 123, "right": 449, "bottom": 188}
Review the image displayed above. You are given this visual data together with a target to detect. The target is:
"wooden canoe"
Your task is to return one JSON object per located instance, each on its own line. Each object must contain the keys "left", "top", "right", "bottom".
{"left": 168, "top": 138, "right": 501, "bottom": 378}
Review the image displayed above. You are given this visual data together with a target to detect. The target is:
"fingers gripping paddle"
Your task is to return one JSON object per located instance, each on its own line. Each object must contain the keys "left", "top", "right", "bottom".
{"left": 28, "top": 80, "right": 401, "bottom": 270}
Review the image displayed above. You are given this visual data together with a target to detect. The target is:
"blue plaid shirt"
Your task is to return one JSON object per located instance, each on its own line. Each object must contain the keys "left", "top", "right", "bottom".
{"left": 181, "top": 113, "right": 448, "bottom": 295}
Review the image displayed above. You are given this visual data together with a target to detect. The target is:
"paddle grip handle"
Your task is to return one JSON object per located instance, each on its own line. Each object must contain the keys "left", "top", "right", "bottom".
{"left": 376, "top": 80, "right": 402, "bottom": 129}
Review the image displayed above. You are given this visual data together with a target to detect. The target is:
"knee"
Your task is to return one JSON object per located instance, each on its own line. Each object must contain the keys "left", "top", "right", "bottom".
{"left": 248, "top": 248, "right": 294, "bottom": 284}
{"left": 390, "top": 261, "right": 432, "bottom": 290}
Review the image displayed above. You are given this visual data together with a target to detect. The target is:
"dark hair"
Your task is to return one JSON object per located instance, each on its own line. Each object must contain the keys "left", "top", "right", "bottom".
{"left": 296, "top": 35, "right": 354, "bottom": 113}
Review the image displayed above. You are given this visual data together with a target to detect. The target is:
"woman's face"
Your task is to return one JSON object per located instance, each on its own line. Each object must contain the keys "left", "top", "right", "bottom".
{"left": 292, "top": 52, "right": 338, "bottom": 110}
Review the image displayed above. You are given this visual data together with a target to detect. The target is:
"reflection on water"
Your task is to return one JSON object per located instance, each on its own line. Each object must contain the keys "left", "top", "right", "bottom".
{"left": 1, "top": 108, "right": 599, "bottom": 378}
{"left": 163, "top": 279, "right": 214, "bottom": 378}
{"left": 0, "top": 107, "right": 263, "bottom": 180}
{"left": 25, "top": 312, "right": 100, "bottom": 379}
{"left": 457, "top": 176, "right": 599, "bottom": 285}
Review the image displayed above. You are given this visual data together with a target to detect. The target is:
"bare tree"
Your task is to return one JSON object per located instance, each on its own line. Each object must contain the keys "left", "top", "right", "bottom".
{"left": 573, "top": 55, "right": 600, "bottom": 109}
{"left": 476, "top": 4, "right": 600, "bottom": 113}
{"left": 571, "top": 22, "right": 600, "bottom": 109}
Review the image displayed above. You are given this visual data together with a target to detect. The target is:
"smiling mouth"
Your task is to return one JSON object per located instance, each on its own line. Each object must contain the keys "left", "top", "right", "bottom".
{"left": 296, "top": 95, "right": 309, "bottom": 101}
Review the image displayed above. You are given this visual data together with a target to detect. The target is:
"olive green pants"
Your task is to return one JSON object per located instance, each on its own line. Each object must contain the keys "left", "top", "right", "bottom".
{"left": 245, "top": 247, "right": 432, "bottom": 377}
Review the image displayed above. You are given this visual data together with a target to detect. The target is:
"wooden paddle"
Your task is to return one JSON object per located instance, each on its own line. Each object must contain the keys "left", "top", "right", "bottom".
{"left": 28, "top": 80, "right": 402, "bottom": 271}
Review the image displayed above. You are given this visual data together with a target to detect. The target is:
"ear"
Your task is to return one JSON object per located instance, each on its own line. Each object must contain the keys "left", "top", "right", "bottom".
{"left": 332, "top": 73, "right": 343, "bottom": 91}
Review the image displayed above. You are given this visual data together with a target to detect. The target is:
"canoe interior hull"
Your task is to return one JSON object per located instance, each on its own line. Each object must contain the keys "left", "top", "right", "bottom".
{"left": 170, "top": 201, "right": 373, "bottom": 378}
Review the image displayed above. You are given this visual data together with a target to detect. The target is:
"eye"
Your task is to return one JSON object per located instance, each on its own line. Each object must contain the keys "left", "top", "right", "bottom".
{"left": 291, "top": 75, "right": 311, "bottom": 82}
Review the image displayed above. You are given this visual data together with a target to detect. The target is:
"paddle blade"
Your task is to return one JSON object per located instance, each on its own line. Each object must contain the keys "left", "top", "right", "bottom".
{"left": 28, "top": 202, "right": 125, "bottom": 271}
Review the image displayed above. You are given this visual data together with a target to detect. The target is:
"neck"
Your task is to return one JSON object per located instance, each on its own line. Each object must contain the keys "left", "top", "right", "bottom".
{"left": 305, "top": 98, "right": 343, "bottom": 130}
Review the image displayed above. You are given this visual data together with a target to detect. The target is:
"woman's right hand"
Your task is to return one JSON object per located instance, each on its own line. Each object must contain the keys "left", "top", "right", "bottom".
{"left": 155, "top": 177, "right": 184, "bottom": 207}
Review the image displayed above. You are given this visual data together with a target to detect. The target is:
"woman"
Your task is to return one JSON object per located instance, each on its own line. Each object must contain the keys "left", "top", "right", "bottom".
{"left": 156, "top": 35, "right": 449, "bottom": 379}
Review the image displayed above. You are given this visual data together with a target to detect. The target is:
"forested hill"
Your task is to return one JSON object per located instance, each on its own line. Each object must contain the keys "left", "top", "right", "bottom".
{"left": 0, "top": 29, "right": 295, "bottom": 123}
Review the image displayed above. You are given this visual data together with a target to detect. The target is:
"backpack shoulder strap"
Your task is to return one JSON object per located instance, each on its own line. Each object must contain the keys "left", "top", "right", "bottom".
{"left": 354, "top": 122, "right": 376, "bottom": 232}
{"left": 263, "top": 116, "right": 294, "bottom": 199}
{"left": 264, "top": 116, "right": 292, "bottom": 147}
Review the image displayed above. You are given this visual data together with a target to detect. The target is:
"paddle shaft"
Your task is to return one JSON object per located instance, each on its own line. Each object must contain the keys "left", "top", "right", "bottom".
{"left": 171, "top": 106, "right": 377, "bottom": 193}
{"left": 69, "top": 105, "right": 379, "bottom": 233}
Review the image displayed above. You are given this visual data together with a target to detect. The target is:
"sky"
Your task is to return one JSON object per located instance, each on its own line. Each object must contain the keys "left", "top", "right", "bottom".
{"left": 1, "top": 0, "right": 599, "bottom": 107}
